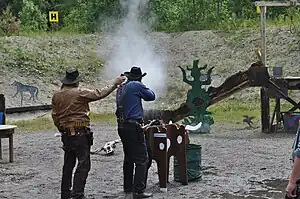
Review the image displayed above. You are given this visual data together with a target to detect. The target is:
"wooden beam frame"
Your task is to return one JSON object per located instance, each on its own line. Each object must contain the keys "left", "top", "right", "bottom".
{"left": 254, "top": 1, "right": 299, "bottom": 7}
{"left": 254, "top": 1, "right": 300, "bottom": 133}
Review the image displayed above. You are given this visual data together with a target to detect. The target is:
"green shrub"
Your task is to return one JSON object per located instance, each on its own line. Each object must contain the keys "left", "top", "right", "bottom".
{"left": 0, "top": 6, "right": 20, "bottom": 36}
{"left": 19, "top": 0, "right": 47, "bottom": 32}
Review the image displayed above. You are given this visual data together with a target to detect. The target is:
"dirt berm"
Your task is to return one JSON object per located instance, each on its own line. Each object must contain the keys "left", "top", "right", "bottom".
{"left": 0, "top": 26, "right": 299, "bottom": 112}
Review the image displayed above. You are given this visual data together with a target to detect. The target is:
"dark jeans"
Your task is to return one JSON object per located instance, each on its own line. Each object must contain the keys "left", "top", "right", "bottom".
{"left": 118, "top": 122, "right": 149, "bottom": 193}
{"left": 61, "top": 134, "right": 91, "bottom": 199}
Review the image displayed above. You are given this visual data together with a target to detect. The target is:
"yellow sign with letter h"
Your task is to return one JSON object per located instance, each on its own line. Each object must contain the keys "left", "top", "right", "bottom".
{"left": 49, "top": 11, "right": 59, "bottom": 23}
{"left": 256, "top": 6, "right": 260, "bottom": 13}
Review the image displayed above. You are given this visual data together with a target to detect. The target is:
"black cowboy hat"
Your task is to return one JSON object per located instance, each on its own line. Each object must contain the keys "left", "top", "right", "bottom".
{"left": 60, "top": 68, "right": 82, "bottom": 85}
{"left": 124, "top": 66, "right": 147, "bottom": 80}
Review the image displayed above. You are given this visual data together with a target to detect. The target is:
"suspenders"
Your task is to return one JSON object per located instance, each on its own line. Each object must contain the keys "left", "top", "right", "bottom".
{"left": 116, "top": 84, "right": 126, "bottom": 122}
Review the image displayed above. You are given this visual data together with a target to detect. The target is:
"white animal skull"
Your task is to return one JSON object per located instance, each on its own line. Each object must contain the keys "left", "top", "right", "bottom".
{"left": 91, "top": 139, "right": 121, "bottom": 155}
{"left": 102, "top": 141, "right": 117, "bottom": 154}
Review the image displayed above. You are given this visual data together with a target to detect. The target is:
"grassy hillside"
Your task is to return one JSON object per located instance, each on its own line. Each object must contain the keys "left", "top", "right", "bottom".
{"left": 0, "top": 34, "right": 103, "bottom": 81}
{"left": 1, "top": 26, "right": 300, "bottom": 127}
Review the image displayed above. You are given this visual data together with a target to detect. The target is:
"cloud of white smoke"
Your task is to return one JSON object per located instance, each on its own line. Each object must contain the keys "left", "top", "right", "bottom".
{"left": 100, "top": 0, "right": 166, "bottom": 98}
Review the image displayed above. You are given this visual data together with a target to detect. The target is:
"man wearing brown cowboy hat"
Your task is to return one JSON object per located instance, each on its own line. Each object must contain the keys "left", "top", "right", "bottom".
{"left": 52, "top": 68, "right": 125, "bottom": 199}
{"left": 115, "top": 66, "right": 155, "bottom": 198}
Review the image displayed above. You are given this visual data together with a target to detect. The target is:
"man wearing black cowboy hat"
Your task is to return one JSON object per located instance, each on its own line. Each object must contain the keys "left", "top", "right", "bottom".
{"left": 115, "top": 66, "right": 155, "bottom": 198}
{"left": 52, "top": 68, "right": 125, "bottom": 199}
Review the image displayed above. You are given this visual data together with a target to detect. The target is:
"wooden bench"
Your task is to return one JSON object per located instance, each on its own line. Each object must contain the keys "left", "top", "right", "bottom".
{"left": 0, "top": 125, "right": 17, "bottom": 162}
{"left": 0, "top": 94, "right": 17, "bottom": 163}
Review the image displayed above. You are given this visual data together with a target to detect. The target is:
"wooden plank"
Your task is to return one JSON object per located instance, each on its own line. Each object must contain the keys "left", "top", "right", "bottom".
{"left": 280, "top": 77, "right": 300, "bottom": 90}
{"left": 268, "top": 79, "right": 300, "bottom": 108}
{"left": 288, "top": 102, "right": 300, "bottom": 112}
{"left": 9, "top": 134, "right": 13, "bottom": 163}
{"left": 254, "top": 1, "right": 299, "bottom": 7}
{"left": 6, "top": 104, "right": 52, "bottom": 114}
{"left": 283, "top": 76, "right": 300, "bottom": 79}
{"left": 210, "top": 81, "right": 250, "bottom": 105}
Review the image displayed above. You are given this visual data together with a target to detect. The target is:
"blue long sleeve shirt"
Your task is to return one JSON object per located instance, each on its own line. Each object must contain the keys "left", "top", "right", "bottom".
{"left": 116, "top": 80, "right": 155, "bottom": 120}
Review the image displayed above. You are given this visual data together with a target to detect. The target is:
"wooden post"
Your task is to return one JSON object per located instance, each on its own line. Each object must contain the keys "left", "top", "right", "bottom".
{"left": 270, "top": 98, "right": 281, "bottom": 132}
{"left": 9, "top": 134, "right": 13, "bottom": 163}
{"left": 259, "top": 5, "right": 268, "bottom": 133}
{"left": 254, "top": 1, "right": 300, "bottom": 66}
{"left": 260, "top": 5, "right": 267, "bottom": 66}
{"left": 276, "top": 98, "right": 281, "bottom": 123}
{"left": 261, "top": 88, "right": 270, "bottom": 133}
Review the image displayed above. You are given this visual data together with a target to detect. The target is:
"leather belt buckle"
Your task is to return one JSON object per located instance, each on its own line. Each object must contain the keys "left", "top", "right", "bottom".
{"left": 70, "top": 127, "right": 75, "bottom": 136}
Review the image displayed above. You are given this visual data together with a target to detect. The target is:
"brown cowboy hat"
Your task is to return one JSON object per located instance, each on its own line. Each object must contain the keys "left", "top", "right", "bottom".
{"left": 124, "top": 66, "right": 147, "bottom": 80}
{"left": 60, "top": 68, "right": 82, "bottom": 85}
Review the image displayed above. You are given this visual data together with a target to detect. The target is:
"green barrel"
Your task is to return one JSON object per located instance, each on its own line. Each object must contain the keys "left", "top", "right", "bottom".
{"left": 174, "top": 144, "right": 202, "bottom": 182}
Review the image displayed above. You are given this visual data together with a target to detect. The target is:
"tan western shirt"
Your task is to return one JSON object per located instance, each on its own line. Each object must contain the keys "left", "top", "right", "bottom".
{"left": 51, "top": 84, "right": 117, "bottom": 128}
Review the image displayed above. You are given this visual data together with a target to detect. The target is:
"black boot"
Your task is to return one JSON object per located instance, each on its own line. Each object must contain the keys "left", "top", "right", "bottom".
{"left": 133, "top": 192, "right": 153, "bottom": 199}
{"left": 72, "top": 194, "right": 87, "bottom": 199}
{"left": 61, "top": 192, "right": 72, "bottom": 199}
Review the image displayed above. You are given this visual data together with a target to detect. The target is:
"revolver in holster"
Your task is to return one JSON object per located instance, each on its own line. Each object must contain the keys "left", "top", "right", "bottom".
{"left": 86, "top": 130, "right": 94, "bottom": 146}
{"left": 135, "top": 122, "right": 145, "bottom": 143}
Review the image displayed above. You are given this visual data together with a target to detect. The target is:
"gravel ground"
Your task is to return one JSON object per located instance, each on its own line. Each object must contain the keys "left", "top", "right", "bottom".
{"left": 0, "top": 122, "right": 297, "bottom": 199}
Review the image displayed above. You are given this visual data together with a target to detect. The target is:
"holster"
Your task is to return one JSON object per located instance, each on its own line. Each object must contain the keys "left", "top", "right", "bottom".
{"left": 84, "top": 127, "right": 94, "bottom": 146}
{"left": 63, "top": 127, "right": 88, "bottom": 136}
{"left": 86, "top": 131, "right": 94, "bottom": 146}
{"left": 136, "top": 122, "right": 145, "bottom": 143}
{"left": 61, "top": 126, "right": 94, "bottom": 146}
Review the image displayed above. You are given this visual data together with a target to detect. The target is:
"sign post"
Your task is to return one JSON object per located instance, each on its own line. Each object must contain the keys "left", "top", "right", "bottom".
{"left": 48, "top": 11, "right": 59, "bottom": 23}
{"left": 254, "top": 1, "right": 300, "bottom": 133}
{"left": 48, "top": 11, "right": 59, "bottom": 34}
{"left": 254, "top": 1, "right": 300, "bottom": 67}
